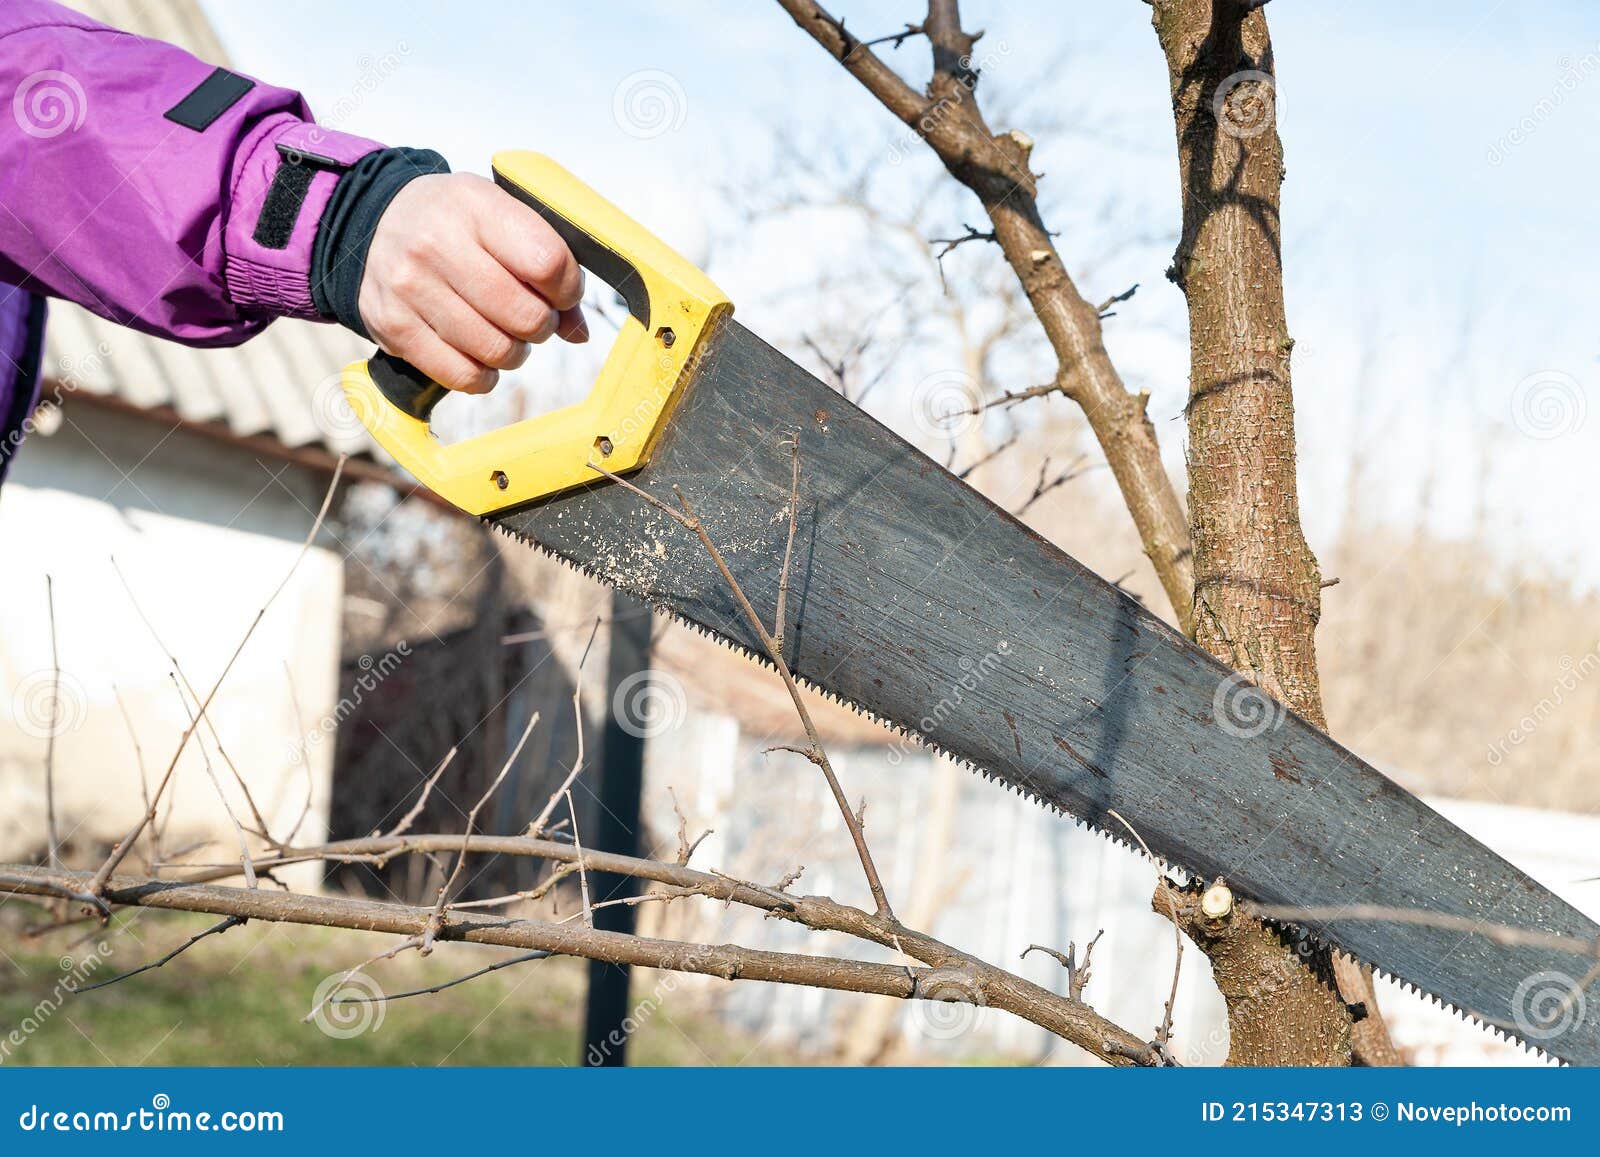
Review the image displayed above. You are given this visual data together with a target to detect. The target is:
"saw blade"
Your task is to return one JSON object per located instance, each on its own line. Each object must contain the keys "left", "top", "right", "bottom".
{"left": 490, "top": 319, "right": 1600, "bottom": 1064}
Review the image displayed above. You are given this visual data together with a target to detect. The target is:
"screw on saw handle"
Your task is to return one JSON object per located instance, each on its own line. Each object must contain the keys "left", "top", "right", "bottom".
{"left": 339, "top": 151, "right": 732, "bottom": 516}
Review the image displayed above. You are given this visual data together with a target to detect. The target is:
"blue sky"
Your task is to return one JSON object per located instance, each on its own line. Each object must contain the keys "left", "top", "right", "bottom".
{"left": 204, "top": 0, "right": 1600, "bottom": 584}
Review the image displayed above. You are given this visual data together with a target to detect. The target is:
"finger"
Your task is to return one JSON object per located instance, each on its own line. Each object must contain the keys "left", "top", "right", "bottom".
{"left": 449, "top": 248, "right": 558, "bottom": 343}
{"left": 414, "top": 282, "right": 532, "bottom": 372}
{"left": 474, "top": 190, "right": 586, "bottom": 311}
{"left": 557, "top": 305, "right": 589, "bottom": 343}
{"left": 377, "top": 307, "right": 498, "bottom": 395}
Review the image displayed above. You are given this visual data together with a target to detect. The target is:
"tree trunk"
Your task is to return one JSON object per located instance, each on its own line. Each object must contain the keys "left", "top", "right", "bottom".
{"left": 1149, "top": 0, "right": 1399, "bottom": 1066}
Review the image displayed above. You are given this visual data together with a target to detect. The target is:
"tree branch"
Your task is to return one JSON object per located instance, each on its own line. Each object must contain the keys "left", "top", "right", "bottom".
{"left": 776, "top": 0, "right": 1196, "bottom": 633}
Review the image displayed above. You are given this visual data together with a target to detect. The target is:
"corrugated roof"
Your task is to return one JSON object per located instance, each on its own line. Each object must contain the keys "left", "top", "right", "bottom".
{"left": 43, "top": 0, "right": 381, "bottom": 460}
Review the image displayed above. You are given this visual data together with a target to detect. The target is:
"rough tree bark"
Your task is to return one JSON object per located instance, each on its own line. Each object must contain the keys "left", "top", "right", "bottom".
{"left": 1148, "top": 0, "right": 1399, "bottom": 1065}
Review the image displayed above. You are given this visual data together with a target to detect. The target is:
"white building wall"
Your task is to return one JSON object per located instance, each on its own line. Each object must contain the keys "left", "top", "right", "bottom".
{"left": 0, "top": 421, "right": 345, "bottom": 889}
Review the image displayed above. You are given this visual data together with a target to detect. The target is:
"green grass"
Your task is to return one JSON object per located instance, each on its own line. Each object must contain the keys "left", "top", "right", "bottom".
{"left": 0, "top": 911, "right": 798, "bottom": 1067}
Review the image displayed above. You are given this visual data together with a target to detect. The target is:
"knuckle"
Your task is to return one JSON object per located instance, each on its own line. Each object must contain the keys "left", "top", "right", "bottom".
{"left": 507, "top": 299, "right": 551, "bottom": 340}
{"left": 525, "top": 242, "right": 567, "bottom": 287}
{"left": 444, "top": 363, "right": 490, "bottom": 393}
{"left": 479, "top": 330, "right": 518, "bottom": 368}
{"left": 386, "top": 262, "right": 423, "bottom": 299}
{"left": 528, "top": 309, "right": 560, "bottom": 344}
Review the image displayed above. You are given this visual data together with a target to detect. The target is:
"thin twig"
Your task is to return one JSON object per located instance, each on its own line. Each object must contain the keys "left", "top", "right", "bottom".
{"left": 79, "top": 916, "right": 245, "bottom": 992}
{"left": 423, "top": 712, "right": 538, "bottom": 951}
{"left": 668, "top": 787, "right": 712, "bottom": 867}
{"left": 670, "top": 482, "right": 896, "bottom": 922}
{"left": 87, "top": 458, "right": 345, "bottom": 901}
{"left": 851, "top": 21, "right": 924, "bottom": 53}
{"left": 1014, "top": 453, "right": 1095, "bottom": 516}
{"left": 385, "top": 746, "right": 457, "bottom": 839}
{"left": 526, "top": 620, "right": 601, "bottom": 836}
{"left": 171, "top": 674, "right": 257, "bottom": 890}
{"left": 954, "top": 432, "right": 1019, "bottom": 480}
{"left": 1023, "top": 929, "right": 1104, "bottom": 1002}
{"left": 1094, "top": 283, "right": 1139, "bottom": 318}
{"left": 280, "top": 663, "right": 316, "bottom": 845}
{"left": 332, "top": 950, "right": 553, "bottom": 1005}
{"left": 302, "top": 936, "right": 423, "bottom": 1025}
{"left": 567, "top": 789, "right": 593, "bottom": 928}
{"left": 112, "top": 557, "right": 277, "bottom": 846}
{"left": 773, "top": 431, "right": 802, "bottom": 658}
{"left": 1110, "top": 808, "right": 1181, "bottom": 1062}
{"left": 43, "top": 575, "right": 61, "bottom": 870}
{"left": 111, "top": 684, "right": 157, "bottom": 873}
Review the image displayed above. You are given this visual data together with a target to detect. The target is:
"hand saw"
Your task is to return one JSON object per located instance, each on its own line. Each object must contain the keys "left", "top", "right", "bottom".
{"left": 340, "top": 151, "right": 1600, "bottom": 1064}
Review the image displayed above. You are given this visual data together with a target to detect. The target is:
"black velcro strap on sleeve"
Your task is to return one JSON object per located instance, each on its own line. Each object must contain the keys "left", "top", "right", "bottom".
{"left": 253, "top": 145, "right": 352, "bottom": 251}
{"left": 164, "top": 68, "right": 255, "bottom": 131}
{"left": 253, "top": 162, "right": 316, "bottom": 249}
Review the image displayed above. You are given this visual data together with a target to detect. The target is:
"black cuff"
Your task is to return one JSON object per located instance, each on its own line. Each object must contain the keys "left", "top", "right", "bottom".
{"left": 311, "top": 146, "right": 451, "bottom": 339}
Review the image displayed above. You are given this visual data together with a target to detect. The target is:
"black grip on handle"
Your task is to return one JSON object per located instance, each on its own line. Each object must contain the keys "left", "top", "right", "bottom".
{"left": 368, "top": 349, "right": 449, "bottom": 421}
{"left": 492, "top": 170, "right": 650, "bottom": 324}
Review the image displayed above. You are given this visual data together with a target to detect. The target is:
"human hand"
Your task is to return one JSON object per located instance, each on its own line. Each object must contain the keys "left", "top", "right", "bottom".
{"left": 358, "top": 172, "right": 588, "bottom": 394}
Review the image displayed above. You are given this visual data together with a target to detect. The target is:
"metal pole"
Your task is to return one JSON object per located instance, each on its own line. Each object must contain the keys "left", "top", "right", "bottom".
{"left": 581, "top": 590, "right": 651, "bottom": 1066}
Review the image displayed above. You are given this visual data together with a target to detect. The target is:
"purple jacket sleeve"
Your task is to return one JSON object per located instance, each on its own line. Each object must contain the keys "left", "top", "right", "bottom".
{"left": 0, "top": 0, "right": 383, "bottom": 347}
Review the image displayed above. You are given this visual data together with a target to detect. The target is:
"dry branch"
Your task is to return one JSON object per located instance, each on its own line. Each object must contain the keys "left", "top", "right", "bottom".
{"left": 0, "top": 862, "right": 1155, "bottom": 1065}
{"left": 776, "top": 0, "right": 1196, "bottom": 632}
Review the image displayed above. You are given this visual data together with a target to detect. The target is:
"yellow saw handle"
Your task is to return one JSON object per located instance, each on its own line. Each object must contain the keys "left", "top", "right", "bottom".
{"left": 340, "top": 150, "right": 731, "bottom": 515}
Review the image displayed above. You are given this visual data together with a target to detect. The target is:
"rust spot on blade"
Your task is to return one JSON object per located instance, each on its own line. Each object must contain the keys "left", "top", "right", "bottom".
{"left": 1053, "top": 735, "right": 1109, "bottom": 780}
{"left": 1270, "top": 753, "right": 1304, "bottom": 786}
{"left": 1002, "top": 710, "right": 1022, "bottom": 757}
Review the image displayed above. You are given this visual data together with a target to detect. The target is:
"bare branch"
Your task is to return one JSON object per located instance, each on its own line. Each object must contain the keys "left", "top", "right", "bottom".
{"left": 773, "top": 431, "right": 802, "bottom": 658}
{"left": 669, "top": 482, "right": 896, "bottom": 922}
{"left": 1023, "top": 929, "right": 1103, "bottom": 1002}
{"left": 79, "top": 916, "right": 245, "bottom": 992}
{"left": 43, "top": 575, "right": 61, "bottom": 870}
{"left": 423, "top": 712, "right": 537, "bottom": 952}
{"left": 334, "top": 950, "right": 553, "bottom": 1006}
{"left": 87, "top": 458, "right": 346, "bottom": 901}
{"left": 566, "top": 789, "right": 593, "bottom": 927}
{"left": 0, "top": 861, "right": 1154, "bottom": 1064}
{"left": 384, "top": 746, "right": 457, "bottom": 839}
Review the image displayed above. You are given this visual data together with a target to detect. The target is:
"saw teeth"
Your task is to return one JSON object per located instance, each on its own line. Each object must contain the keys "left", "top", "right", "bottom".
{"left": 488, "top": 517, "right": 1573, "bottom": 1064}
